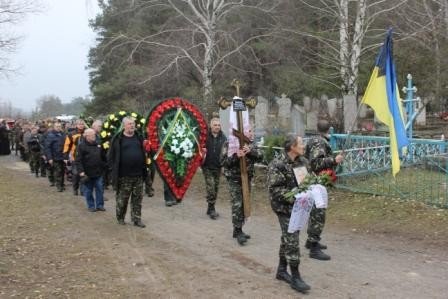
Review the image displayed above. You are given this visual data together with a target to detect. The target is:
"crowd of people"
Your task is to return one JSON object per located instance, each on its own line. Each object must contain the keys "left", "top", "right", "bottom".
{"left": 0, "top": 114, "right": 342, "bottom": 295}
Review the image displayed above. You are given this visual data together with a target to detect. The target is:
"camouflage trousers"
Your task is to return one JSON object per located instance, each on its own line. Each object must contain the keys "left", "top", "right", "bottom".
{"left": 28, "top": 151, "right": 41, "bottom": 174}
{"left": 307, "top": 205, "right": 326, "bottom": 243}
{"left": 226, "top": 177, "right": 251, "bottom": 228}
{"left": 52, "top": 160, "right": 65, "bottom": 190}
{"left": 202, "top": 168, "right": 221, "bottom": 205}
{"left": 276, "top": 213, "right": 300, "bottom": 265}
{"left": 116, "top": 176, "right": 143, "bottom": 223}
{"left": 144, "top": 164, "right": 155, "bottom": 195}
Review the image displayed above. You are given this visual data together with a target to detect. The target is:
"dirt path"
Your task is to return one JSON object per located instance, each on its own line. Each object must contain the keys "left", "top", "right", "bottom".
{"left": 1, "top": 154, "right": 447, "bottom": 298}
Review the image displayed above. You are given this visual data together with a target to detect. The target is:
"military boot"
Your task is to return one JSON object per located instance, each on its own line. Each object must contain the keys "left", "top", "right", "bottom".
{"left": 232, "top": 227, "right": 247, "bottom": 245}
{"left": 232, "top": 228, "right": 251, "bottom": 239}
{"left": 305, "top": 240, "right": 327, "bottom": 250}
{"left": 289, "top": 263, "right": 311, "bottom": 293}
{"left": 206, "top": 203, "right": 219, "bottom": 220}
{"left": 275, "top": 256, "right": 291, "bottom": 284}
{"left": 309, "top": 242, "right": 331, "bottom": 260}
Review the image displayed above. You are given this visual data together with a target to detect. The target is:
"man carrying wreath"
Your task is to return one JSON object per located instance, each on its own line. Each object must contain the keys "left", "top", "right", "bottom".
{"left": 108, "top": 117, "right": 147, "bottom": 228}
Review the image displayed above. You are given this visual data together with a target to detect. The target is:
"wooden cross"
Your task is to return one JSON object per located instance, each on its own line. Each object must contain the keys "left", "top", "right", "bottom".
{"left": 218, "top": 79, "right": 257, "bottom": 218}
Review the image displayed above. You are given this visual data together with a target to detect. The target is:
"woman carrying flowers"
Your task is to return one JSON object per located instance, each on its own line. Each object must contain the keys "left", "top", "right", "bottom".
{"left": 267, "top": 134, "right": 311, "bottom": 294}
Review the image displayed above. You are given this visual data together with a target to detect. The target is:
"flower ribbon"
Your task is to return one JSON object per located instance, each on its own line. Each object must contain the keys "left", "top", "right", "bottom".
{"left": 153, "top": 107, "right": 182, "bottom": 160}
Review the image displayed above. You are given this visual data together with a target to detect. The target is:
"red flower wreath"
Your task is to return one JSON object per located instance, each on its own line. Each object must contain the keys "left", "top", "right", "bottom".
{"left": 146, "top": 98, "right": 207, "bottom": 200}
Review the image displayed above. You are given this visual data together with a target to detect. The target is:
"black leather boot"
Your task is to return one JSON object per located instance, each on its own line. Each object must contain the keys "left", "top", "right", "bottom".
{"left": 232, "top": 228, "right": 251, "bottom": 239}
{"left": 206, "top": 203, "right": 219, "bottom": 220}
{"left": 289, "top": 263, "right": 311, "bottom": 293}
{"left": 309, "top": 242, "right": 331, "bottom": 260}
{"left": 232, "top": 227, "right": 247, "bottom": 245}
{"left": 275, "top": 257, "right": 291, "bottom": 284}
{"left": 305, "top": 240, "right": 327, "bottom": 250}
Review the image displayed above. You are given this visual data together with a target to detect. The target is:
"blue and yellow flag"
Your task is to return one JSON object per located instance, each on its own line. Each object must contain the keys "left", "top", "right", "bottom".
{"left": 362, "top": 29, "right": 409, "bottom": 176}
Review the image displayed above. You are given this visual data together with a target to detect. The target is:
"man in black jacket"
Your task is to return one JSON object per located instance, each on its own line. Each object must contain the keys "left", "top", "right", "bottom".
{"left": 76, "top": 129, "right": 107, "bottom": 212}
{"left": 44, "top": 122, "right": 66, "bottom": 192}
{"left": 108, "top": 117, "right": 147, "bottom": 228}
{"left": 201, "top": 117, "right": 227, "bottom": 219}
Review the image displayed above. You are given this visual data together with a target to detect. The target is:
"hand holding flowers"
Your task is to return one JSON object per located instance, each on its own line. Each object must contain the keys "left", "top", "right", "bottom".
{"left": 284, "top": 173, "right": 334, "bottom": 203}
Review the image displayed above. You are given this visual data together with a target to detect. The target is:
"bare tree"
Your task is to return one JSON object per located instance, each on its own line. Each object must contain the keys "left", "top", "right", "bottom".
{"left": 100, "top": 0, "right": 280, "bottom": 117}
{"left": 35, "top": 95, "right": 64, "bottom": 118}
{"left": 392, "top": 0, "right": 447, "bottom": 109}
{"left": 0, "top": 0, "right": 39, "bottom": 76}
{"left": 285, "top": 0, "right": 407, "bottom": 96}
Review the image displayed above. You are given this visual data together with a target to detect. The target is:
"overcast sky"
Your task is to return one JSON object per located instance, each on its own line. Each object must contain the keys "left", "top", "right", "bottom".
{"left": 0, "top": 0, "right": 100, "bottom": 112}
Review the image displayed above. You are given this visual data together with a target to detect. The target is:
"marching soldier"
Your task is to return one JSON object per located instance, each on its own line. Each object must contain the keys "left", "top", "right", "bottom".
{"left": 304, "top": 119, "right": 343, "bottom": 260}
{"left": 202, "top": 117, "right": 227, "bottom": 219}
{"left": 220, "top": 125, "right": 262, "bottom": 245}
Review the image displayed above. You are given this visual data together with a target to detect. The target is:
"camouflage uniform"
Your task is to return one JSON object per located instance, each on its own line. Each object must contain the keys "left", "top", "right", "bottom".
{"left": 305, "top": 135, "right": 336, "bottom": 244}
{"left": 27, "top": 134, "right": 41, "bottom": 176}
{"left": 220, "top": 140, "right": 263, "bottom": 229}
{"left": 116, "top": 177, "right": 144, "bottom": 223}
{"left": 108, "top": 131, "right": 147, "bottom": 225}
{"left": 268, "top": 150, "right": 309, "bottom": 264}
{"left": 203, "top": 168, "right": 221, "bottom": 205}
{"left": 44, "top": 128, "right": 66, "bottom": 191}
{"left": 202, "top": 129, "right": 227, "bottom": 205}
{"left": 41, "top": 129, "right": 54, "bottom": 183}
{"left": 37, "top": 127, "right": 47, "bottom": 177}
{"left": 145, "top": 162, "right": 156, "bottom": 197}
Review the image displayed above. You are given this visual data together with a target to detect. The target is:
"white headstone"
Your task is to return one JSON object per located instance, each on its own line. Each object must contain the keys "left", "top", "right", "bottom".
{"left": 415, "top": 97, "right": 426, "bottom": 126}
{"left": 277, "top": 94, "right": 291, "bottom": 129}
{"left": 307, "top": 111, "right": 318, "bottom": 132}
{"left": 291, "top": 105, "right": 305, "bottom": 136}
{"left": 343, "top": 94, "right": 357, "bottom": 133}
{"left": 303, "top": 96, "right": 312, "bottom": 112}
{"left": 219, "top": 108, "right": 230, "bottom": 138}
{"left": 327, "top": 98, "right": 338, "bottom": 119}
{"left": 255, "top": 96, "right": 269, "bottom": 129}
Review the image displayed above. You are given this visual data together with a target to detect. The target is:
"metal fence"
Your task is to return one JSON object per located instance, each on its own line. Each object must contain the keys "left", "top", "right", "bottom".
{"left": 256, "top": 134, "right": 448, "bottom": 208}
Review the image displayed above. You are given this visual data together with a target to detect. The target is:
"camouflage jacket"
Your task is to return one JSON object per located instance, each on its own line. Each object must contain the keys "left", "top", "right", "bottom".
{"left": 305, "top": 135, "right": 336, "bottom": 174}
{"left": 267, "top": 150, "right": 309, "bottom": 215}
{"left": 220, "top": 140, "right": 263, "bottom": 180}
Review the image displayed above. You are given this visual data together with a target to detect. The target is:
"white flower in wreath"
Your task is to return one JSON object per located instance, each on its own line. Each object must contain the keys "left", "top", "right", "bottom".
{"left": 182, "top": 151, "right": 193, "bottom": 159}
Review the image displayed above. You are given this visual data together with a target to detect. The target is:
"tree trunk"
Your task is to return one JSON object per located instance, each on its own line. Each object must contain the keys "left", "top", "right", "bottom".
{"left": 348, "top": 0, "right": 367, "bottom": 96}
{"left": 339, "top": 0, "right": 349, "bottom": 94}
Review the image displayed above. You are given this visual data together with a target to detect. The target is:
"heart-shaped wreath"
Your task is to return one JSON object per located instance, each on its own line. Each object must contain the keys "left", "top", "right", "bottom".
{"left": 146, "top": 98, "right": 207, "bottom": 200}
{"left": 100, "top": 111, "right": 146, "bottom": 150}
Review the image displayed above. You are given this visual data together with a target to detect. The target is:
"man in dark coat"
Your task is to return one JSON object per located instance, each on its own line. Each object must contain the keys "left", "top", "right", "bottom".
{"left": 44, "top": 122, "right": 66, "bottom": 192}
{"left": 76, "top": 128, "right": 107, "bottom": 212}
{"left": 108, "top": 117, "right": 147, "bottom": 228}
{"left": 0, "top": 120, "right": 11, "bottom": 155}
{"left": 201, "top": 117, "right": 227, "bottom": 219}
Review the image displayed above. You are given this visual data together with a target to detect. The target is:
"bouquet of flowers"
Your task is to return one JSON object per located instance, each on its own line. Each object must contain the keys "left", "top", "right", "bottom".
{"left": 284, "top": 173, "right": 333, "bottom": 203}
{"left": 160, "top": 114, "right": 198, "bottom": 179}
{"left": 100, "top": 111, "right": 145, "bottom": 150}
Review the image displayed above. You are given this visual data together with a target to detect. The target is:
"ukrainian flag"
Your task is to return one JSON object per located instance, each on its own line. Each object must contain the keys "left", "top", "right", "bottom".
{"left": 362, "top": 29, "right": 409, "bottom": 176}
